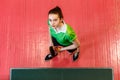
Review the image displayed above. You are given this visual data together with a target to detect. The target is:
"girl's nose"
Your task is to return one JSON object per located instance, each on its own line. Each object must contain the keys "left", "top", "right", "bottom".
{"left": 51, "top": 22, "right": 55, "bottom": 25}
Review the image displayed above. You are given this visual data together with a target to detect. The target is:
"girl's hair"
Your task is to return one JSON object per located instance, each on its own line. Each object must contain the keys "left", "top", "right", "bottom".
{"left": 48, "top": 6, "right": 64, "bottom": 19}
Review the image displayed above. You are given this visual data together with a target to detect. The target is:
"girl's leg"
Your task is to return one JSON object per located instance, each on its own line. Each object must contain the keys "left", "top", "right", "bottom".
{"left": 51, "top": 37, "right": 61, "bottom": 46}
{"left": 45, "top": 37, "right": 61, "bottom": 60}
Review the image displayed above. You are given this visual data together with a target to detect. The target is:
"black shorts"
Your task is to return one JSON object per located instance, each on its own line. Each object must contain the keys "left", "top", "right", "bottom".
{"left": 52, "top": 37, "right": 77, "bottom": 53}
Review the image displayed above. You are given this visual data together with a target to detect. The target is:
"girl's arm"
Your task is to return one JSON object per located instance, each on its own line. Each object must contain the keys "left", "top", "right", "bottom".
{"left": 49, "top": 28, "right": 53, "bottom": 46}
{"left": 60, "top": 38, "right": 80, "bottom": 52}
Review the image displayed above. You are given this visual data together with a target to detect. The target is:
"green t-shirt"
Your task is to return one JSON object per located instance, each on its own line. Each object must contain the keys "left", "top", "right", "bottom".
{"left": 49, "top": 23, "right": 77, "bottom": 46}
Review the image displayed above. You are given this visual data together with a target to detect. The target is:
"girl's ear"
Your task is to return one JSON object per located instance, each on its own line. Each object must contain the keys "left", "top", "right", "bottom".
{"left": 60, "top": 18, "right": 63, "bottom": 23}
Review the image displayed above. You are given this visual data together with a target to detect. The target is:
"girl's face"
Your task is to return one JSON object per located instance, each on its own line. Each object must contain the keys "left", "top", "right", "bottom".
{"left": 48, "top": 14, "right": 62, "bottom": 28}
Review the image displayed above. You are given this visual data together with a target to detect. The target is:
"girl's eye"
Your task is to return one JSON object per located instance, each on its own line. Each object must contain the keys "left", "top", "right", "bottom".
{"left": 54, "top": 19, "right": 57, "bottom": 21}
{"left": 49, "top": 19, "right": 52, "bottom": 22}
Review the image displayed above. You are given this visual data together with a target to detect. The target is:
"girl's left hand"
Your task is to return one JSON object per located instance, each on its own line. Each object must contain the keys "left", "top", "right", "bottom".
{"left": 54, "top": 46, "right": 62, "bottom": 53}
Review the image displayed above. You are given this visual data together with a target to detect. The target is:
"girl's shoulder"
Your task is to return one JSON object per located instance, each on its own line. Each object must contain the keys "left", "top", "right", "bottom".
{"left": 66, "top": 24, "right": 74, "bottom": 31}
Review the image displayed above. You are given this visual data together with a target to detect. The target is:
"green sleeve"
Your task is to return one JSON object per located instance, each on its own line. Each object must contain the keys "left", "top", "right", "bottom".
{"left": 66, "top": 25, "right": 77, "bottom": 43}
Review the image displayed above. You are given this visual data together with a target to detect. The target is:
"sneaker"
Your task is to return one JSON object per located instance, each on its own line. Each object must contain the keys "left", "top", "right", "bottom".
{"left": 73, "top": 52, "right": 79, "bottom": 61}
{"left": 45, "top": 53, "right": 58, "bottom": 60}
